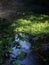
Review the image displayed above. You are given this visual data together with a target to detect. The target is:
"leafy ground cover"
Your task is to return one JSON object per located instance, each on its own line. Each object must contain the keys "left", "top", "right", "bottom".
{"left": 11, "top": 14, "right": 49, "bottom": 35}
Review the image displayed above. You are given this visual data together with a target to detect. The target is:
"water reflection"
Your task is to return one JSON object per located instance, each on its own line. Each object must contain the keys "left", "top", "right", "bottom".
{"left": 10, "top": 33, "right": 37, "bottom": 65}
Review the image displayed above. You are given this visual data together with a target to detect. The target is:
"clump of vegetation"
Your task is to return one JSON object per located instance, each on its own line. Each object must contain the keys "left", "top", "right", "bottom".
{"left": 11, "top": 14, "right": 49, "bottom": 35}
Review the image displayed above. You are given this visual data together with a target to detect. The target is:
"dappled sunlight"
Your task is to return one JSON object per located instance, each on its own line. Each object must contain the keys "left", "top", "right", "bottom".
{"left": 10, "top": 16, "right": 49, "bottom": 34}
{"left": 11, "top": 19, "right": 31, "bottom": 27}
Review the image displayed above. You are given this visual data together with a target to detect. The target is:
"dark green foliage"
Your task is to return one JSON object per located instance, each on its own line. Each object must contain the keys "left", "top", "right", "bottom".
{"left": 0, "top": 18, "right": 15, "bottom": 64}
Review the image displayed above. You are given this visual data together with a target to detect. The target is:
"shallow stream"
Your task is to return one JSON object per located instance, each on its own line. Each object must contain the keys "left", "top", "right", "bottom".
{"left": 3, "top": 33, "right": 43, "bottom": 65}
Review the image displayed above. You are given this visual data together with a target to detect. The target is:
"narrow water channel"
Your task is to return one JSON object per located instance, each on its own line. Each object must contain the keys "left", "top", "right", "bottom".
{"left": 10, "top": 33, "right": 36, "bottom": 65}
{"left": 3, "top": 33, "right": 44, "bottom": 65}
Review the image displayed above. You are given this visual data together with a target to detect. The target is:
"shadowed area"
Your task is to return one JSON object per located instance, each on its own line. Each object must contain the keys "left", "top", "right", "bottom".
{"left": 0, "top": 0, "right": 49, "bottom": 19}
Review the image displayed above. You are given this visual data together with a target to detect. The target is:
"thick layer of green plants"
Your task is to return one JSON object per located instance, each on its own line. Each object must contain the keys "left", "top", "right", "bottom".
{"left": 11, "top": 14, "right": 49, "bottom": 35}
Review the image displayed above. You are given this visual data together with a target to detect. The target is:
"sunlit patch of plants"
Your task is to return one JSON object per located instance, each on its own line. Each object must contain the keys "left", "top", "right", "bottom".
{"left": 10, "top": 14, "right": 49, "bottom": 35}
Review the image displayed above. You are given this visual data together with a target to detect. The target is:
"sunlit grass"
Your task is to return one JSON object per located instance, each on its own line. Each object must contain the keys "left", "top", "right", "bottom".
{"left": 11, "top": 14, "right": 49, "bottom": 35}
